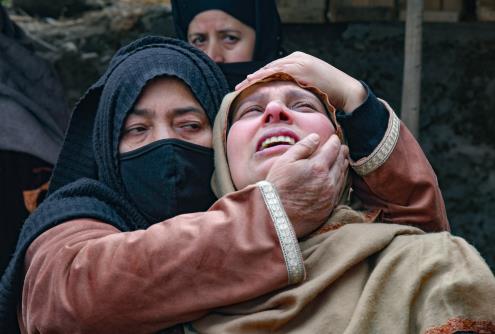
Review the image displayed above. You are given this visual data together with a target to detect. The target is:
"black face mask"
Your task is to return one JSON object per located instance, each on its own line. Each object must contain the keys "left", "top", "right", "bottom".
{"left": 119, "top": 139, "right": 217, "bottom": 222}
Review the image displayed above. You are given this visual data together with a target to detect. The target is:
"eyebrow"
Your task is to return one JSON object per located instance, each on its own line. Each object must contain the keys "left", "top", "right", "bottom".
{"left": 188, "top": 29, "right": 241, "bottom": 38}
{"left": 129, "top": 107, "right": 206, "bottom": 118}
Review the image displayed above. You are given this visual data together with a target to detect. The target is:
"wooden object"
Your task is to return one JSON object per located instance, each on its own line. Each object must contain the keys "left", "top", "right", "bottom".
{"left": 399, "top": 0, "right": 462, "bottom": 22}
{"left": 401, "top": 0, "right": 423, "bottom": 138}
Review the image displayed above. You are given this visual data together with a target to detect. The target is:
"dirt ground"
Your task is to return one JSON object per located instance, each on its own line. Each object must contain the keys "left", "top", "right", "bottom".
{"left": 10, "top": 1, "right": 495, "bottom": 270}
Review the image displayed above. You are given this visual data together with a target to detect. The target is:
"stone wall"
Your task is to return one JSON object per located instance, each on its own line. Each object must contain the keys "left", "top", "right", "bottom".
{"left": 13, "top": 4, "right": 495, "bottom": 270}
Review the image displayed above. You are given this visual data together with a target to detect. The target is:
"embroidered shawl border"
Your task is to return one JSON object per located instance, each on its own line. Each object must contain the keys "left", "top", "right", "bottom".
{"left": 350, "top": 105, "right": 400, "bottom": 176}
{"left": 257, "top": 181, "right": 305, "bottom": 285}
{"left": 424, "top": 317, "right": 495, "bottom": 334}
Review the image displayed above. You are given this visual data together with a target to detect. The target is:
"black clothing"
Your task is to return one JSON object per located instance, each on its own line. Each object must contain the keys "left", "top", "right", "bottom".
{"left": 120, "top": 139, "right": 217, "bottom": 222}
{"left": 0, "top": 151, "right": 51, "bottom": 275}
{"left": 0, "top": 36, "right": 229, "bottom": 333}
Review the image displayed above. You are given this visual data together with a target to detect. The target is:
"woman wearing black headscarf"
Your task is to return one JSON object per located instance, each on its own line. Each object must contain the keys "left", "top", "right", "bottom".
{"left": 1, "top": 36, "right": 344, "bottom": 333}
{"left": 172, "top": 0, "right": 283, "bottom": 89}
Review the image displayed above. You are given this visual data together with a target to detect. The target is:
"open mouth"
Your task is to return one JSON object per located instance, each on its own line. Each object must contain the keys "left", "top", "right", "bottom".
{"left": 261, "top": 136, "right": 296, "bottom": 149}
{"left": 257, "top": 130, "right": 299, "bottom": 152}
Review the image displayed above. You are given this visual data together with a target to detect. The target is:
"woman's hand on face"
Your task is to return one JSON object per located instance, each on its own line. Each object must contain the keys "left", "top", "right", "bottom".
{"left": 266, "top": 134, "right": 349, "bottom": 238}
{"left": 236, "top": 52, "right": 367, "bottom": 113}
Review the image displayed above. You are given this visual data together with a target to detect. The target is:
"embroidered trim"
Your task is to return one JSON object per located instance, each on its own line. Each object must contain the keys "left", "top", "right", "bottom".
{"left": 350, "top": 107, "right": 400, "bottom": 176}
{"left": 424, "top": 317, "right": 495, "bottom": 334}
{"left": 257, "top": 181, "right": 305, "bottom": 285}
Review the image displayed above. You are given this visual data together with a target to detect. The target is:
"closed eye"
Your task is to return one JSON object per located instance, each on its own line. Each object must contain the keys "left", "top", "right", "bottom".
{"left": 292, "top": 102, "right": 322, "bottom": 113}
{"left": 237, "top": 105, "right": 263, "bottom": 120}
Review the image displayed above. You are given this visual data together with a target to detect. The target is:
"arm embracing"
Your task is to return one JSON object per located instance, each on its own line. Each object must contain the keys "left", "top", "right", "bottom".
{"left": 344, "top": 95, "right": 449, "bottom": 232}
{"left": 20, "top": 184, "right": 296, "bottom": 333}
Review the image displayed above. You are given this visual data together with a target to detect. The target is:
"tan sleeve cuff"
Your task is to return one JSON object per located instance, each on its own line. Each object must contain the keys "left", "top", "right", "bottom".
{"left": 256, "top": 181, "right": 305, "bottom": 285}
{"left": 350, "top": 99, "right": 401, "bottom": 176}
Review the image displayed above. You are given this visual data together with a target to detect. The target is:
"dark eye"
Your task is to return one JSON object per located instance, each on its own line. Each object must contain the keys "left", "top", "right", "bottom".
{"left": 182, "top": 122, "right": 201, "bottom": 130}
{"left": 124, "top": 125, "right": 147, "bottom": 135}
{"left": 223, "top": 34, "right": 240, "bottom": 44}
{"left": 190, "top": 35, "right": 206, "bottom": 47}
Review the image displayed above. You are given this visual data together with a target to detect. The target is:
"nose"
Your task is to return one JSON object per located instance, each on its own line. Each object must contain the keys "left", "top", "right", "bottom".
{"left": 262, "top": 101, "right": 293, "bottom": 125}
{"left": 206, "top": 41, "right": 225, "bottom": 63}
{"left": 153, "top": 125, "right": 175, "bottom": 142}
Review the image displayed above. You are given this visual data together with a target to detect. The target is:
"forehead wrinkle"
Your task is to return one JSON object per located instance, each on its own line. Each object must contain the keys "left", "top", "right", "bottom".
{"left": 172, "top": 107, "right": 207, "bottom": 118}
{"left": 129, "top": 107, "right": 155, "bottom": 118}
{"left": 218, "top": 29, "right": 242, "bottom": 34}
{"left": 286, "top": 87, "right": 322, "bottom": 103}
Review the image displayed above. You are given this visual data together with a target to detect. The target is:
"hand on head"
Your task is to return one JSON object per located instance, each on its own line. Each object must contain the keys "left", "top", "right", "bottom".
{"left": 236, "top": 52, "right": 368, "bottom": 113}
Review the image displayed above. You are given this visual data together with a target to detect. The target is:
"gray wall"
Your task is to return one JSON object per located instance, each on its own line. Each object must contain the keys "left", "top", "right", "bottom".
{"left": 282, "top": 22, "right": 495, "bottom": 270}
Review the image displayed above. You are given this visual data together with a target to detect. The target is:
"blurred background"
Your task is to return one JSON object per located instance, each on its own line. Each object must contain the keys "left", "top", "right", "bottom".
{"left": 2, "top": 0, "right": 494, "bottom": 270}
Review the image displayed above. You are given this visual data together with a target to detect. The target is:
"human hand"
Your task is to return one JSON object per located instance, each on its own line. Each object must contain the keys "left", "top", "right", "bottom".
{"left": 236, "top": 51, "right": 367, "bottom": 113}
{"left": 266, "top": 133, "right": 349, "bottom": 238}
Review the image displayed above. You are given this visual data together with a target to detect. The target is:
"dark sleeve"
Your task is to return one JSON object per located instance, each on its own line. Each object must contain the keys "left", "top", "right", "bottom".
{"left": 339, "top": 85, "right": 450, "bottom": 232}
{"left": 336, "top": 82, "right": 389, "bottom": 161}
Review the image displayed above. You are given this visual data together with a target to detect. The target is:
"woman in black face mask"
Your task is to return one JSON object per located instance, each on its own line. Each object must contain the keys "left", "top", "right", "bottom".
{"left": 3, "top": 33, "right": 352, "bottom": 334}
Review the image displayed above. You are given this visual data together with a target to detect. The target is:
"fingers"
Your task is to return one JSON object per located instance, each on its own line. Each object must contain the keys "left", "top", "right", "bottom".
{"left": 277, "top": 133, "right": 320, "bottom": 163}
{"left": 311, "top": 134, "right": 342, "bottom": 168}
{"left": 235, "top": 53, "right": 308, "bottom": 90}
{"left": 236, "top": 66, "right": 281, "bottom": 90}
{"left": 326, "top": 144, "right": 349, "bottom": 205}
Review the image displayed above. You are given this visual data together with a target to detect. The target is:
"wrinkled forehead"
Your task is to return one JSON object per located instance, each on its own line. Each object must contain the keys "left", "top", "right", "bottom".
{"left": 224, "top": 73, "right": 340, "bottom": 136}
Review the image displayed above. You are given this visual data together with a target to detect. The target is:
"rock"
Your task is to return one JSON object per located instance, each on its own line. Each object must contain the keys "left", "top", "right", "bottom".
{"left": 12, "top": 0, "right": 173, "bottom": 103}
{"left": 12, "top": 0, "right": 89, "bottom": 17}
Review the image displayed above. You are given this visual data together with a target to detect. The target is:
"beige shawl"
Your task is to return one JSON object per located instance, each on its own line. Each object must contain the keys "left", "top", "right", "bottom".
{"left": 191, "top": 74, "right": 495, "bottom": 333}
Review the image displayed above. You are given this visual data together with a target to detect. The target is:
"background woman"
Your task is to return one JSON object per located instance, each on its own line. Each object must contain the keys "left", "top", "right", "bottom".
{"left": 172, "top": 0, "right": 283, "bottom": 88}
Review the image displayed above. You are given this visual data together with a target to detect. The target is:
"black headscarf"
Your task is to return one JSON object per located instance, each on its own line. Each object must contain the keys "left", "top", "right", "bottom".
{"left": 172, "top": 0, "right": 284, "bottom": 89}
{"left": 0, "top": 36, "right": 229, "bottom": 333}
